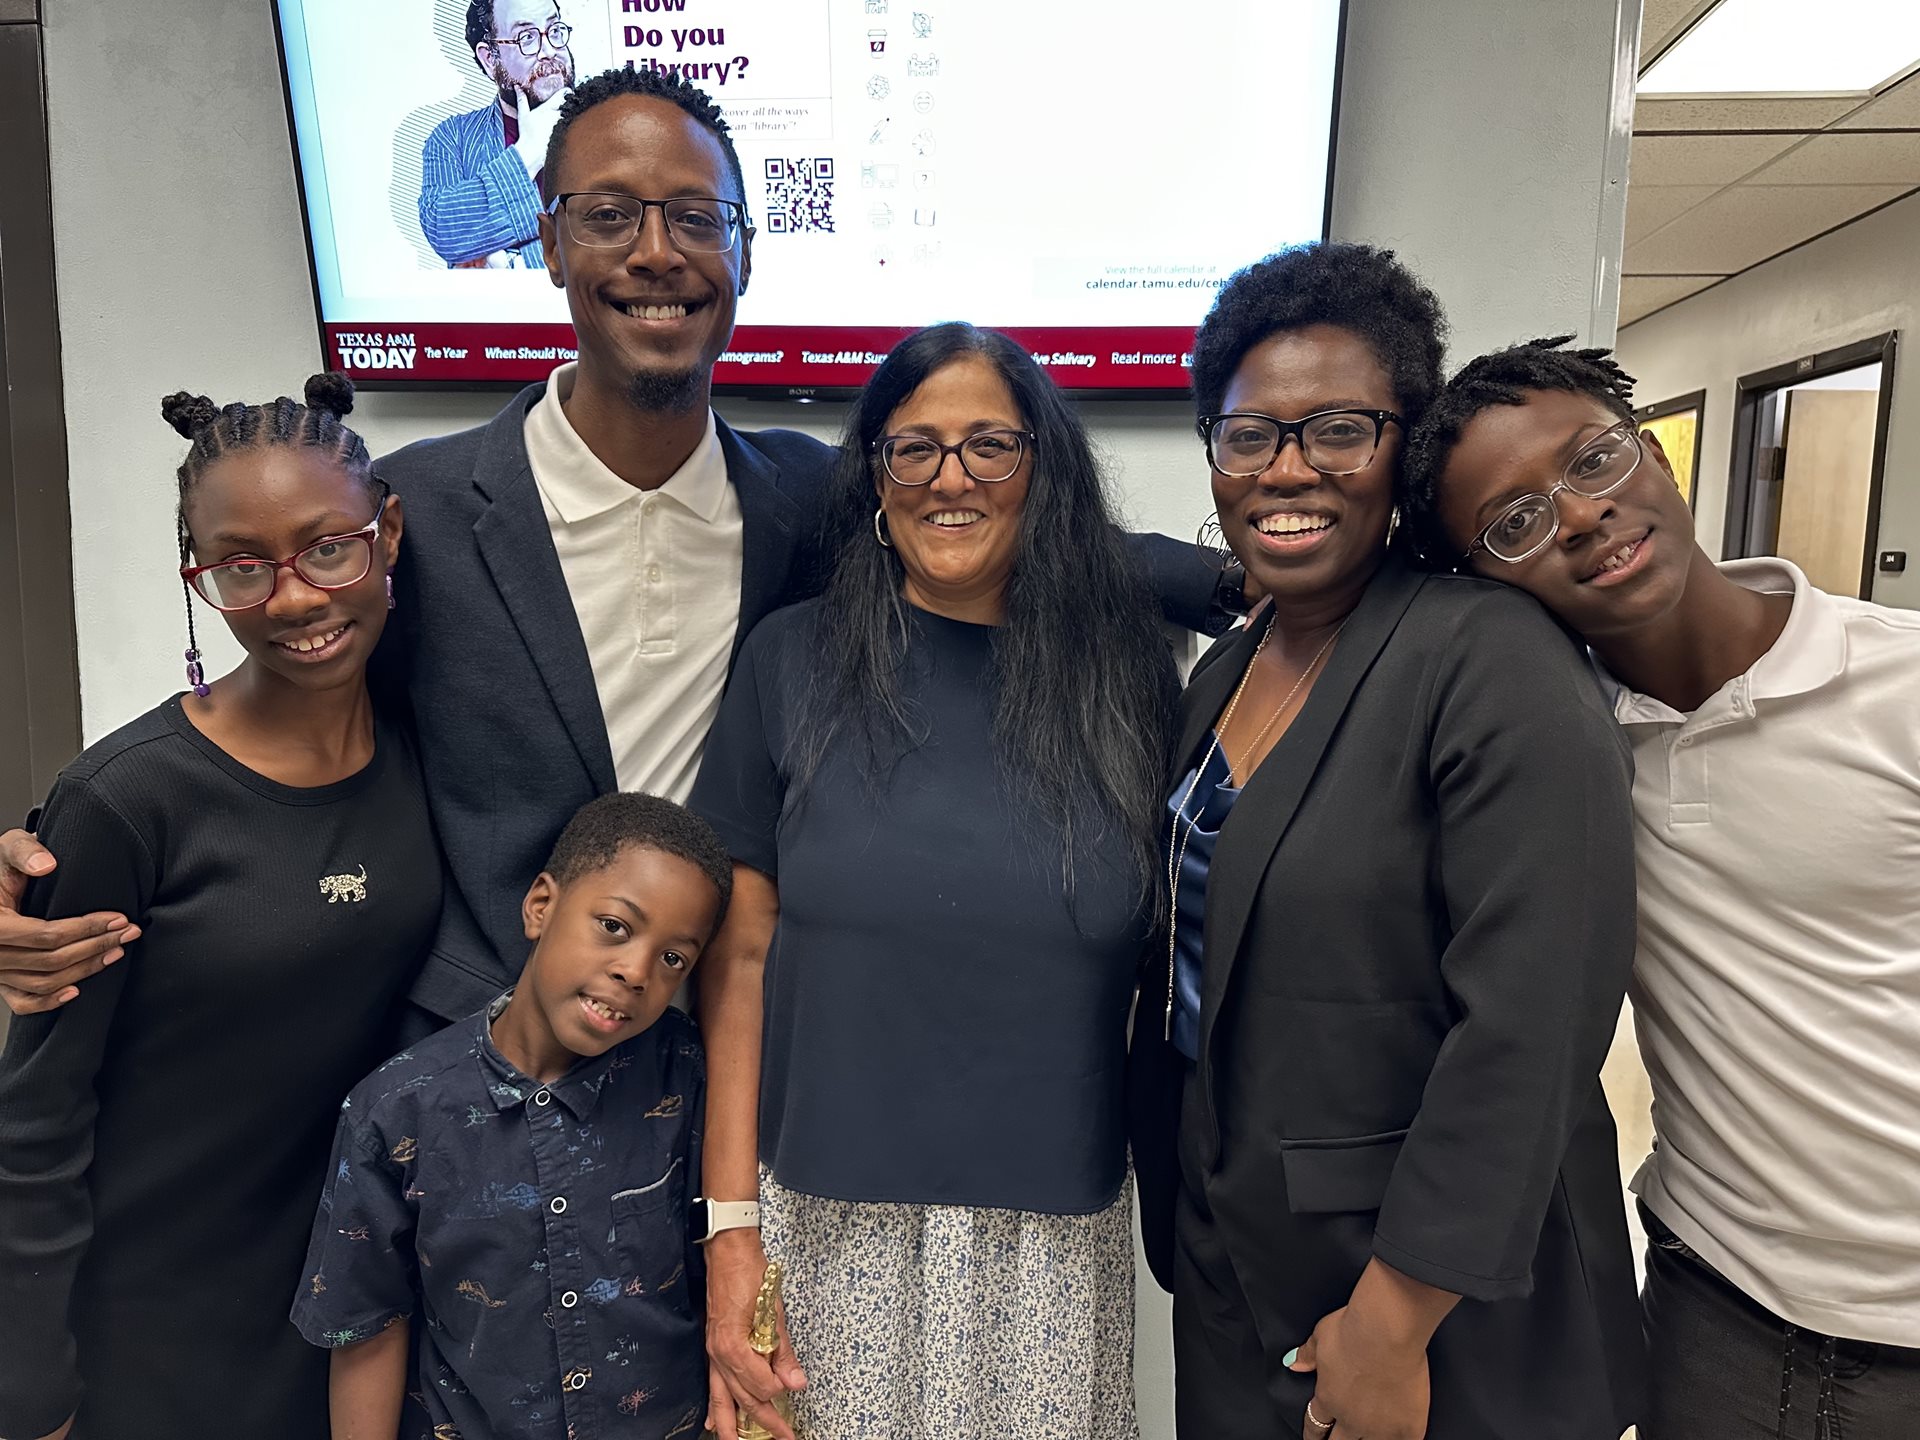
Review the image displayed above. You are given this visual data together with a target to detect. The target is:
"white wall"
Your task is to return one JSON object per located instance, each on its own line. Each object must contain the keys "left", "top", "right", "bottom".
{"left": 41, "top": 1, "right": 1632, "bottom": 1431}
{"left": 1613, "top": 191, "right": 1920, "bottom": 609}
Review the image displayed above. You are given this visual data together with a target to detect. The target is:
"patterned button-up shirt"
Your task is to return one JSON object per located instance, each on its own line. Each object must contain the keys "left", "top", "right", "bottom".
{"left": 293, "top": 996, "right": 705, "bottom": 1440}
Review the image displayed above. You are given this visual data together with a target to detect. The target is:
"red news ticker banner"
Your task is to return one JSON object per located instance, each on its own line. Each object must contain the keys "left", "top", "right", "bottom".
{"left": 325, "top": 323, "right": 1201, "bottom": 391}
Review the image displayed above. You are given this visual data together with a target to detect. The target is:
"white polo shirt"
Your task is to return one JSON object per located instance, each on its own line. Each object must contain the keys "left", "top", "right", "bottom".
{"left": 522, "top": 363, "right": 744, "bottom": 801}
{"left": 1613, "top": 557, "right": 1920, "bottom": 1345}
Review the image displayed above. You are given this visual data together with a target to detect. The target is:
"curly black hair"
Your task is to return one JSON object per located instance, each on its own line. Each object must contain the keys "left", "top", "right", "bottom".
{"left": 542, "top": 792, "right": 734, "bottom": 929}
{"left": 542, "top": 65, "right": 747, "bottom": 210}
{"left": 1402, "top": 335, "right": 1638, "bottom": 563}
{"left": 463, "top": 1, "right": 494, "bottom": 66}
{"left": 1190, "top": 242, "right": 1448, "bottom": 431}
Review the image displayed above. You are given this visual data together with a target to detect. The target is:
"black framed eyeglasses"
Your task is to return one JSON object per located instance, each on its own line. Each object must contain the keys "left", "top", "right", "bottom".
{"left": 548, "top": 192, "right": 749, "bottom": 252}
{"left": 491, "top": 21, "right": 571, "bottom": 56}
{"left": 1463, "top": 421, "right": 1643, "bottom": 565}
{"left": 180, "top": 482, "right": 390, "bottom": 612}
{"left": 1198, "top": 409, "right": 1402, "bottom": 479}
{"left": 872, "top": 429, "right": 1035, "bottom": 486}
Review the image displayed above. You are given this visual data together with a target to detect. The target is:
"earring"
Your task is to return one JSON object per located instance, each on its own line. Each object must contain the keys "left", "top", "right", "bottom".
{"left": 1195, "top": 512, "right": 1226, "bottom": 552}
{"left": 873, "top": 507, "right": 893, "bottom": 549}
{"left": 1385, "top": 505, "right": 1402, "bottom": 550}
{"left": 181, "top": 582, "right": 210, "bottom": 698}
{"left": 386, "top": 572, "right": 397, "bottom": 611}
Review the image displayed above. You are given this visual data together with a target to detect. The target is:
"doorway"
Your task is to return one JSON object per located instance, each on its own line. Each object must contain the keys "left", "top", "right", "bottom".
{"left": 1725, "top": 333, "right": 1897, "bottom": 600}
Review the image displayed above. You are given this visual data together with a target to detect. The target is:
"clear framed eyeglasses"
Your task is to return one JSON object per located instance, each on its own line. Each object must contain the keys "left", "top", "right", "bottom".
{"left": 1464, "top": 421, "right": 1643, "bottom": 565}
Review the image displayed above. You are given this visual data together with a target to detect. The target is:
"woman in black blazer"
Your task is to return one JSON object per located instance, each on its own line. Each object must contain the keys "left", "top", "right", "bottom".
{"left": 1129, "top": 244, "right": 1646, "bottom": 1440}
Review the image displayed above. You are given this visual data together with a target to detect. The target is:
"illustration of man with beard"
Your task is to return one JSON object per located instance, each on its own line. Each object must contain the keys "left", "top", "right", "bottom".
{"left": 419, "top": 1, "right": 576, "bottom": 268}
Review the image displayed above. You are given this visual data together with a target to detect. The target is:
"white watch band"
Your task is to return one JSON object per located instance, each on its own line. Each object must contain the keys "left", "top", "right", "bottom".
{"left": 696, "top": 1198, "right": 761, "bottom": 1243}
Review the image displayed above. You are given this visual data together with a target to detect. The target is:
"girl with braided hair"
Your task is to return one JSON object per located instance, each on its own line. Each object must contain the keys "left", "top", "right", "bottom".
{"left": 0, "top": 376, "right": 442, "bottom": 1440}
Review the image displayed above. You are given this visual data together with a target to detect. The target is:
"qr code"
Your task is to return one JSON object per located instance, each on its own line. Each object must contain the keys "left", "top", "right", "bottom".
{"left": 764, "top": 157, "right": 836, "bottom": 235}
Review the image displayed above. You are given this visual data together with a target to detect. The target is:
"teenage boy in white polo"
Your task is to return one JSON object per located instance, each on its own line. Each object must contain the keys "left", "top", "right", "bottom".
{"left": 1405, "top": 336, "right": 1920, "bottom": 1439}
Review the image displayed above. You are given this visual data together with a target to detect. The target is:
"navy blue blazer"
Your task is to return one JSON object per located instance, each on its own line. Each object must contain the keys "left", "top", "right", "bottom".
{"left": 375, "top": 383, "right": 1223, "bottom": 1021}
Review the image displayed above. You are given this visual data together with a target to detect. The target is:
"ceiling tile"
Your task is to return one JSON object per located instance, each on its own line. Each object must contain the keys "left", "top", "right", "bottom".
{"left": 1626, "top": 184, "right": 1721, "bottom": 243}
{"left": 1836, "top": 71, "right": 1920, "bottom": 130}
{"left": 1633, "top": 95, "right": 1861, "bottom": 132}
{"left": 1630, "top": 132, "right": 1803, "bottom": 186}
{"left": 1623, "top": 183, "right": 1910, "bottom": 273}
{"left": 1749, "top": 131, "right": 1920, "bottom": 184}
{"left": 1639, "top": 0, "right": 1717, "bottom": 69}
{"left": 1619, "top": 275, "right": 1721, "bottom": 327}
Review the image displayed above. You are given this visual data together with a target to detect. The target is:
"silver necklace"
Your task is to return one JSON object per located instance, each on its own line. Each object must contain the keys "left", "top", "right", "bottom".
{"left": 1162, "top": 620, "right": 1344, "bottom": 1041}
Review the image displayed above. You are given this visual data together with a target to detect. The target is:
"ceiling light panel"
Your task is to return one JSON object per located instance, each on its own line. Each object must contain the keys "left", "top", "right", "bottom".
{"left": 1640, "top": 0, "right": 1920, "bottom": 95}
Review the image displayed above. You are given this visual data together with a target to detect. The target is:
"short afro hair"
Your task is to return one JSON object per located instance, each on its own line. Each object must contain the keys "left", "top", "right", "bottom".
{"left": 543, "top": 65, "right": 748, "bottom": 210}
{"left": 1190, "top": 242, "right": 1448, "bottom": 429}
{"left": 542, "top": 793, "right": 734, "bottom": 929}
{"left": 1402, "top": 336, "right": 1637, "bottom": 563}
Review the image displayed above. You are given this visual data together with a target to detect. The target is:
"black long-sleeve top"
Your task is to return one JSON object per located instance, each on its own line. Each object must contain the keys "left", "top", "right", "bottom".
{"left": 0, "top": 697, "right": 441, "bottom": 1440}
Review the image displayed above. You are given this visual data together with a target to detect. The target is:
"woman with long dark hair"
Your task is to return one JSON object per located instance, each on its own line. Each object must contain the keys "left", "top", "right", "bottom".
{"left": 690, "top": 322, "right": 1176, "bottom": 1439}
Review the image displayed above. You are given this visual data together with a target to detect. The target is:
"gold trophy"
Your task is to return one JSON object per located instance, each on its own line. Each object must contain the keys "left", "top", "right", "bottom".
{"left": 736, "top": 1261, "right": 795, "bottom": 1440}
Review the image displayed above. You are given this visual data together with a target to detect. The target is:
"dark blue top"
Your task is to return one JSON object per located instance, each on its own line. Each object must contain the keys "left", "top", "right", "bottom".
{"left": 1165, "top": 736, "right": 1241, "bottom": 1061}
{"left": 690, "top": 599, "right": 1166, "bottom": 1214}
{"left": 292, "top": 996, "right": 705, "bottom": 1440}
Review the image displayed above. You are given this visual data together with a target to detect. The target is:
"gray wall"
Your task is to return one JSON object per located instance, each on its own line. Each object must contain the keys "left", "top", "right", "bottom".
{"left": 41, "top": 0, "right": 1634, "bottom": 1431}
{"left": 1613, "top": 191, "right": 1920, "bottom": 609}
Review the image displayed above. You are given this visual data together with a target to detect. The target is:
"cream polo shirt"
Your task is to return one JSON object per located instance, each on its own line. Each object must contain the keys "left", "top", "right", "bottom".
{"left": 1614, "top": 557, "right": 1920, "bottom": 1344}
{"left": 522, "top": 363, "right": 744, "bottom": 802}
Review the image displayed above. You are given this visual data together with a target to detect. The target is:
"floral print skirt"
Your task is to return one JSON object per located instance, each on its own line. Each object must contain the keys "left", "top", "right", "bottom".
{"left": 758, "top": 1166, "right": 1140, "bottom": 1440}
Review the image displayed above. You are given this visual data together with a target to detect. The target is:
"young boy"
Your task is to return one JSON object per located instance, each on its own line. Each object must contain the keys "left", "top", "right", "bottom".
{"left": 1403, "top": 338, "right": 1920, "bottom": 1438}
{"left": 293, "top": 793, "right": 732, "bottom": 1440}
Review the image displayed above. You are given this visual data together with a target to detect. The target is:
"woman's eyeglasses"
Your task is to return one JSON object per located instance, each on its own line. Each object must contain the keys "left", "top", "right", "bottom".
{"left": 1198, "top": 409, "right": 1402, "bottom": 479}
{"left": 180, "top": 484, "right": 389, "bottom": 612}
{"left": 872, "top": 429, "right": 1035, "bottom": 486}
{"left": 1463, "top": 422, "right": 1643, "bottom": 565}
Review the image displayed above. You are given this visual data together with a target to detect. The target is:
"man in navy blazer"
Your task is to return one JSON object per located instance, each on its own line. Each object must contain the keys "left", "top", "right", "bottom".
{"left": 0, "top": 65, "right": 1230, "bottom": 1018}
{"left": 378, "top": 392, "right": 839, "bottom": 1020}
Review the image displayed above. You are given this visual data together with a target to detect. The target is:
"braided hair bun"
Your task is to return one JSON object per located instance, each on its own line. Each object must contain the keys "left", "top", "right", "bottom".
{"left": 159, "top": 391, "right": 221, "bottom": 439}
{"left": 302, "top": 371, "right": 357, "bottom": 419}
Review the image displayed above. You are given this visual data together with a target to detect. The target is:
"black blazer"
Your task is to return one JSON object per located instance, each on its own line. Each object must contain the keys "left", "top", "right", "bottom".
{"left": 372, "top": 387, "right": 834, "bottom": 1021}
{"left": 1129, "top": 558, "right": 1646, "bottom": 1437}
{"left": 374, "top": 383, "right": 1225, "bottom": 1022}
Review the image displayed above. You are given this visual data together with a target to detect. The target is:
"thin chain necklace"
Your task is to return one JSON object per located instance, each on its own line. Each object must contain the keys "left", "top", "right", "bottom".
{"left": 1162, "top": 619, "right": 1345, "bottom": 1041}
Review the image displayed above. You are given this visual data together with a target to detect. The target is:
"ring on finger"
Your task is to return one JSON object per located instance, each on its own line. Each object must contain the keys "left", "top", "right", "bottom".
{"left": 1305, "top": 1397, "right": 1335, "bottom": 1433}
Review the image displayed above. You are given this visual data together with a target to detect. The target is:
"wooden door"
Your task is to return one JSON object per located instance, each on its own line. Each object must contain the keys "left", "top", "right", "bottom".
{"left": 1777, "top": 389, "right": 1878, "bottom": 597}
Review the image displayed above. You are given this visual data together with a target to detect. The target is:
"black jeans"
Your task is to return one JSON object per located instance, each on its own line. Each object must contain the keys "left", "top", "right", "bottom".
{"left": 1641, "top": 1206, "right": 1920, "bottom": 1439}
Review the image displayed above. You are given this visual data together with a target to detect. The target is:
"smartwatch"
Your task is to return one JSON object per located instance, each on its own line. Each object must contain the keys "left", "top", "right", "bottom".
{"left": 692, "top": 1197, "right": 762, "bottom": 1244}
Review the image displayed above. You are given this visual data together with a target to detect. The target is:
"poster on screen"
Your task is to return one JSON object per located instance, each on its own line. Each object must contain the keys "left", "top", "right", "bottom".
{"left": 276, "top": 0, "right": 1341, "bottom": 388}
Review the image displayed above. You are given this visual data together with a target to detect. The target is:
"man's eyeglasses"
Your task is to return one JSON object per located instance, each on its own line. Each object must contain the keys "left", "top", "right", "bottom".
{"left": 548, "top": 193, "right": 749, "bottom": 253}
{"left": 180, "top": 484, "right": 389, "bottom": 612}
{"left": 1198, "top": 409, "right": 1402, "bottom": 479}
{"left": 872, "top": 429, "right": 1035, "bottom": 486}
{"left": 1463, "top": 421, "right": 1644, "bottom": 565}
{"left": 491, "top": 22, "right": 571, "bottom": 57}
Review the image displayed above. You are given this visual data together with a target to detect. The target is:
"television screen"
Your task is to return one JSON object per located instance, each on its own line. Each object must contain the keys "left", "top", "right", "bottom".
{"left": 273, "top": 0, "right": 1344, "bottom": 395}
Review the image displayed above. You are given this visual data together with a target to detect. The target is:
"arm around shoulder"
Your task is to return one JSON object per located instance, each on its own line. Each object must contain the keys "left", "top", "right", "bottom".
{"left": 0, "top": 783, "right": 149, "bottom": 1014}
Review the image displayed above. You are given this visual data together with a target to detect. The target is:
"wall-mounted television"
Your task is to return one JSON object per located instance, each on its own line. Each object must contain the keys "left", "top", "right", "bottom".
{"left": 273, "top": 0, "right": 1345, "bottom": 396}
